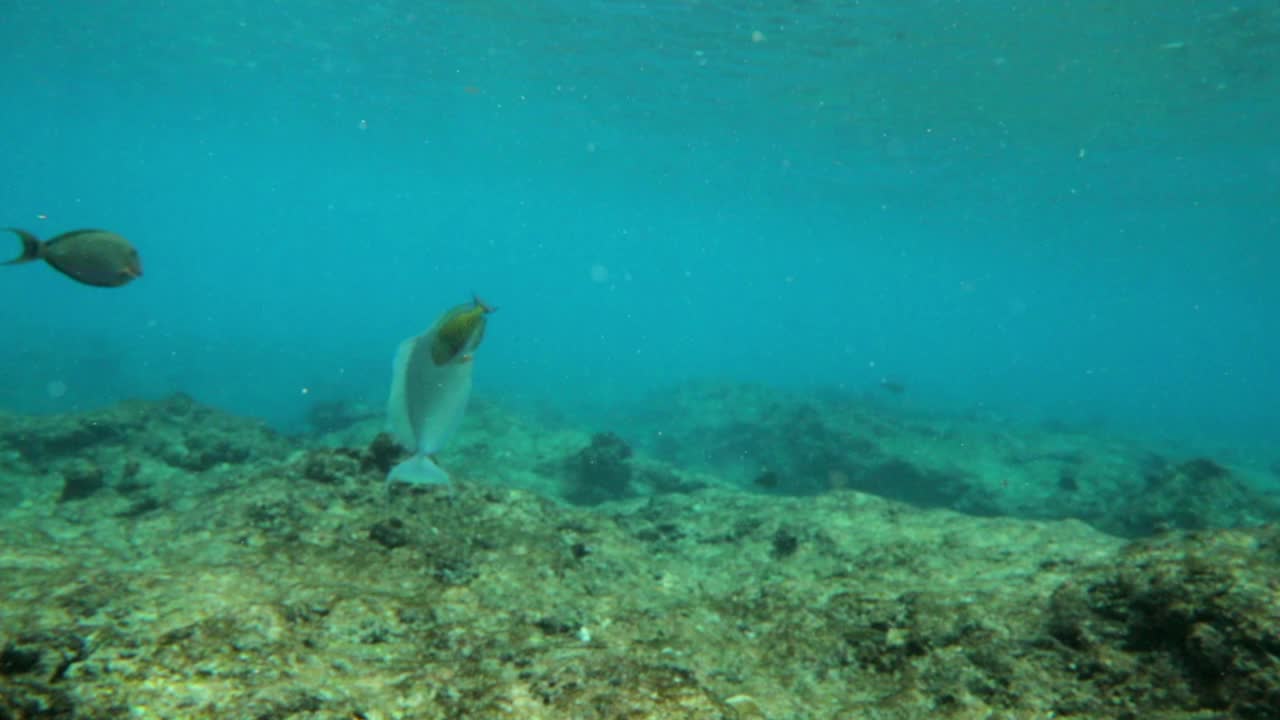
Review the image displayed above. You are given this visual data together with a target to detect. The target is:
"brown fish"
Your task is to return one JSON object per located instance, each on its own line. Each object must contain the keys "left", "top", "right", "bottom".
{"left": 3, "top": 228, "right": 143, "bottom": 288}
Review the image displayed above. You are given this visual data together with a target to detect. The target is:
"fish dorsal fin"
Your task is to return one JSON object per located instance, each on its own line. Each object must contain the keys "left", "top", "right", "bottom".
{"left": 45, "top": 229, "right": 110, "bottom": 245}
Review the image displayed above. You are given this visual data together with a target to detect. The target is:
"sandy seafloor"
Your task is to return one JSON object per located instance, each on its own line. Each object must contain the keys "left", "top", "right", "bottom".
{"left": 1, "top": 383, "right": 1278, "bottom": 719}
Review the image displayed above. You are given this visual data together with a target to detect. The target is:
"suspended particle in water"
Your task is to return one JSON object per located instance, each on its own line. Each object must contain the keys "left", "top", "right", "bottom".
{"left": 751, "top": 30, "right": 766, "bottom": 43}
{"left": 46, "top": 380, "right": 68, "bottom": 399}
{"left": 357, "top": 119, "right": 368, "bottom": 131}
{"left": 590, "top": 264, "right": 610, "bottom": 284}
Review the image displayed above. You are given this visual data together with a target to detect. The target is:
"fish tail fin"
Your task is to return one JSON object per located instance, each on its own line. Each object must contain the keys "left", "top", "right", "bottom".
{"left": 387, "top": 454, "right": 451, "bottom": 486}
{"left": 2, "top": 228, "right": 42, "bottom": 265}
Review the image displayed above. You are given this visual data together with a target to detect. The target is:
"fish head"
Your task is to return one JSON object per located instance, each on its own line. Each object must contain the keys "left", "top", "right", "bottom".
{"left": 429, "top": 297, "right": 493, "bottom": 366}
{"left": 97, "top": 247, "right": 142, "bottom": 286}
{"left": 121, "top": 246, "right": 143, "bottom": 280}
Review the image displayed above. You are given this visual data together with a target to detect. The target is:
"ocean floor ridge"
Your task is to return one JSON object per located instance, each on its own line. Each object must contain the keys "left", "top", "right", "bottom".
{"left": 0, "top": 387, "right": 1277, "bottom": 718}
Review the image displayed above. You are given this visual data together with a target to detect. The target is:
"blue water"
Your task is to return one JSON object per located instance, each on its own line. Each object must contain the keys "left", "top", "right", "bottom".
{"left": 1, "top": 1, "right": 1277, "bottom": 459}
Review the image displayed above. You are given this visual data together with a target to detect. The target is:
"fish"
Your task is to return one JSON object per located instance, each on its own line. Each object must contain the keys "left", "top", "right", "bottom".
{"left": 878, "top": 378, "right": 906, "bottom": 396}
{"left": 3, "top": 228, "right": 143, "bottom": 287}
{"left": 385, "top": 296, "right": 495, "bottom": 485}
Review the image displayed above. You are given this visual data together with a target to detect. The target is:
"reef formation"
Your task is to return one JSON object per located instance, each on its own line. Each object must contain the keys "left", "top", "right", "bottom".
{"left": 0, "top": 386, "right": 1277, "bottom": 718}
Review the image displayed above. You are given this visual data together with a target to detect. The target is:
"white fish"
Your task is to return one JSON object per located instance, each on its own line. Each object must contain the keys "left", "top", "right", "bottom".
{"left": 386, "top": 297, "right": 493, "bottom": 485}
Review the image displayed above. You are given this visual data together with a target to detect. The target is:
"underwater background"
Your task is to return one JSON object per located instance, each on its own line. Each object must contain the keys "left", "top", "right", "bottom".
{"left": 1, "top": 0, "right": 1277, "bottom": 460}
{"left": 5, "top": 3, "right": 1280, "bottom": 719}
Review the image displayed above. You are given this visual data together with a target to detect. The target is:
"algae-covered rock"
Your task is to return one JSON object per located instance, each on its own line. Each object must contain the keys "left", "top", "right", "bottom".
{"left": 560, "top": 431, "right": 635, "bottom": 505}
{"left": 630, "top": 382, "right": 1280, "bottom": 537}
{"left": 57, "top": 459, "right": 105, "bottom": 502}
{"left": 1045, "top": 527, "right": 1280, "bottom": 719}
{"left": 1, "top": 391, "right": 1278, "bottom": 718}
{"left": 1105, "top": 455, "right": 1279, "bottom": 536}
